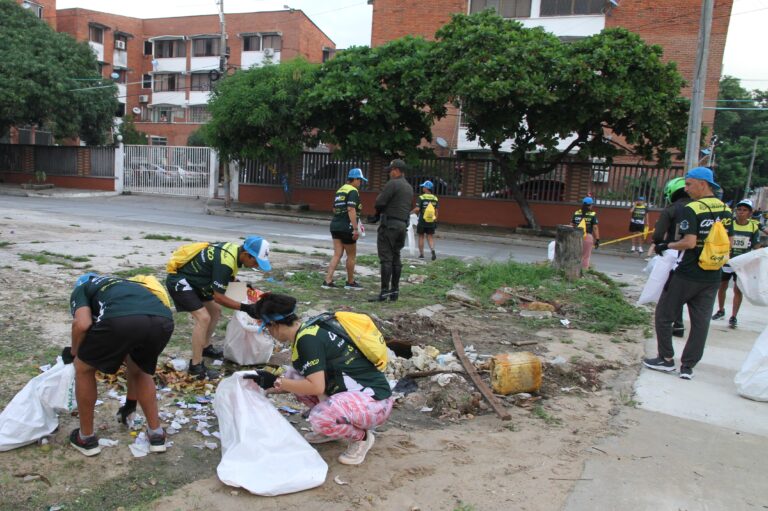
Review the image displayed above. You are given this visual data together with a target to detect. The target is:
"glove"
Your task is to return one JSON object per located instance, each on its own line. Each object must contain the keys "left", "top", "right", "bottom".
{"left": 116, "top": 399, "right": 137, "bottom": 426}
{"left": 240, "top": 302, "right": 259, "bottom": 319}
{"left": 61, "top": 346, "right": 75, "bottom": 364}
{"left": 654, "top": 242, "right": 669, "bottom": 256}
{"left": 594, "top": 239, "right": 600, "bottom": 249}
{"left": 366, "top": 214, "right": 380, "bottom": 224}
{"left": 244, "top": 370, "right": 278, "bottom": 390}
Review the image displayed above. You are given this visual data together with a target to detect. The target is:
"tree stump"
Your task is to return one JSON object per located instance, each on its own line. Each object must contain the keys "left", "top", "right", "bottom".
{"left": 552, "top": 225, "right": 583, "bottom": 280}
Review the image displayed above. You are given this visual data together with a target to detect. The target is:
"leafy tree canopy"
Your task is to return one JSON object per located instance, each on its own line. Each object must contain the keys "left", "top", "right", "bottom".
{"left": 0, "top": 0, "right": 118, "bottom": 144}
{"left": 118, "top": 114, "right": 148, "bottom": 145}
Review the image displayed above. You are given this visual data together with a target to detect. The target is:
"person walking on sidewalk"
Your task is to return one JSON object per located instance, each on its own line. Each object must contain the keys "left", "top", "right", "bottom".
{"left": 323, "top": 168, "right": 367, "bottom": 291}
{"left": 68, "top": 273, "right": 174, "bottom": 456}
{"left": 652, "top": 177, "right": 692, "bottom": 338}
{"left": 628, "top": 196, "right": 648, "bottom": 254}
{"left": 411, "top": 180, "right": 439, "bottom": 260}
{"left": 572, "top": 197, "right": 600, "bottom": 270}
{"left": 165, "top": 237, "right": 271, "bottom": 379}
{"left": 712, "top": 199, "right": 761, "bottom": 328}
{"left": 644, "top": 167, "right": 733, "bottom": 380}
{"left": 369, "top": 159, "right": 413, "bottom": 302}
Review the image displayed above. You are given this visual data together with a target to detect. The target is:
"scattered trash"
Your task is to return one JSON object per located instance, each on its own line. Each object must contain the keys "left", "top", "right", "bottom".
{"left": 169, "top": 358, "right": 188, "bottom": 372}
{"left": 560, "top": 319, "right": 571, "bottom": 328}
{"left": 107, "top": 389, "right": 122, "bottom": 400}
{"left": 212, "top": 360, "right": 224, "bottom": 367}
{"left": 446, "top": 287, "right": 481, "bottom": 306}
{"left": 129, "top": 432, "right": 150, "bottom": 457}
{"left": 490, "top": 353, "right": 543, "bottom": 395}
{"left": 419, "top": 406, "right": 433, "bottom": 413}
{"left": 548, "top": 356, "right": 567, "bottom": 366}
{"left": 196, "top": 396, "right": 212, "bottom": 404}
{"left": 38, "top": 364, "right": 52, "bottom": 373}
{"left": 49, "top": 506, "right": 63, "bottom": 511}
{"left": 523, "top": 301, "right": 556, "bottom": 312}
{"left": 94, "top": 399, "right": 104, "bottom": 406}
{"left": 520, "top": 309, "right": 552, "bottom": 319}
{"left": 333, "top": 475, "right": 349, "bottom": 485}
{"left": 433, "top": 373, "right": 459, "bottom": 387}
{"left": 392, "top": 378, "right": 418, "bottom": 395}
{"left": 98, "top": 438, "right": 119, "bottom": 447}
{"left": 278, "top": 406, "right": 300, "bottom": 415}
{"left": 407, "top": 274, "right": 427, "bottom": 284}
{"left": 204, "top": 441, "right": 218, "bottom": 450}
{"left": 490, "top": 287, "right": 514, "bottom": 305}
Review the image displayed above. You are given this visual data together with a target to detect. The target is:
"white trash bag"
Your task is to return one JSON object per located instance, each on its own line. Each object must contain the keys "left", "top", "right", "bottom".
{"left": 735, "top": 324, "right": 768, "bottom": 401}
{"left": 729, "top": 248, "right": 768, "bottom": 306}
{"left": 547, "top": 241, "right": 556, "bottom": 262}
{"left": 637, "top": 249, "right": 679, "bottom": 305}
{"left": 214, "top": 372, "right": 328, "bottom": 495}
{"left": 223, "top": 311, "right": 274, "bottom": 365}
{"left": 0, "top": 357, "right": 77, "bottom": 451}
{"left": 407, "top": 213, "right": 418, "bottom": 257}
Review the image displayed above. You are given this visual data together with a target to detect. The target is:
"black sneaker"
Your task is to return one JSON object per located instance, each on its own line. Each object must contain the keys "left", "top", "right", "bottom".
{"left": 202, "top": 345, "right": 223, "bottom": 359}
{"left": 116, "top": 400, "right": 137, "bottom": 426}
{"left": 431, "top": 250, "right": 436, "bottom": 261}
{"left": 368, "top": 290, "right": 390, "bottom": 302}
{"left": 321, "top": 280, "right": 337, "bottom": 289}
{"left": 148, "top": 430, "right": 167, "bottom": 453}
{"left": 643, "top": 356, "right": 676, "bottom": 372}
{"left": 344, "top": 281, "right": 363, "bottom": 290}
{"left": 69, "top": 428, "right": 101, "bottom": 457}
{"left": 729, "top": 316, "right": 738, "bottom": 329}
{"left": 672, "top": 326, "right": 685, "bottom": 338}
{"left": 188, "top": 360, "right": 219, "bottom": 380}
{"left": 712, "top": 310, "right": 725, "bottom": 320}
{"left": 679, "top": 366, "right": 693, "bottom": 380}
{"left": 418, "top": 254, "right": 424, "bottom": 259}
{"left": 389, "top": 290, "right": 399, "bottom": 302}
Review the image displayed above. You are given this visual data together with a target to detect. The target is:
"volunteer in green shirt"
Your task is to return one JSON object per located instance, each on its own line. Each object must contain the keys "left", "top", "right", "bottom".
{"left": 247, "top": 293, "right": 393, "bottom": 466}
{"left": 323, "top": 168, "right": 366, "bottom": 290}
{"left": 165, "top": 236, "right": 270, "bottom": 379}
{"left": 68, "top": 274, "right": 174, "bottom": 457}
{"left": 712, "top": 199, "right": 761, "bottom": 328}
{"left": 645, "top": 167, "right": 733, "bottom": 380}
{"left": 628, "top": 196, "right": 648, "bottom": 254}
{"left": 411, "top": 180, "right": 439, "bottom": 260}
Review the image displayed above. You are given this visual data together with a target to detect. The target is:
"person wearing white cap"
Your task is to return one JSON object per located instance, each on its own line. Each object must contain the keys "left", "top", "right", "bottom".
{"left": 411, "top": 180, "right": 439, "bottom": 260}
{"left": 165, "top": 236, "right": 271, "bottom": 379}
{"left": 323, "top": 168, "right": 367, "bottom": 290}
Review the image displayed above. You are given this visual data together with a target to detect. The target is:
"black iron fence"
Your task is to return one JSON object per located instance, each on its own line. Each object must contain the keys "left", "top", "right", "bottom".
{"left": 0, "top": 144, "right": 115, "bottom": 177}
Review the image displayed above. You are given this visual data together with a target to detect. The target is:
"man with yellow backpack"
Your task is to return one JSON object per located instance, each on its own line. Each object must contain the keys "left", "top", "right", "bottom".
{"left": 411, "top": 180, "right": 439, "bottom": 260}
{"left": 165, "top": 236, "right": 271, "bottom": 380}
{"left": 571, "top": 197, "right": 600, "bottom": 270}
{"left": 644, "top": 168, "right": 733, "bottom": 380}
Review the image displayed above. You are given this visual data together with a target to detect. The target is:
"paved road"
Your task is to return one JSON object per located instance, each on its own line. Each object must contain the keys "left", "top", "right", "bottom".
{"left": 0, "top": 194, "right": 649, "bottom": 276}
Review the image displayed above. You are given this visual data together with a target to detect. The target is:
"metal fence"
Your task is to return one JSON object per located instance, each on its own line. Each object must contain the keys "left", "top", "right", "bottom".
{"left": 0, "top": 144, "right": 115, "bottom": 177}
{"left": 407, "top": 157, "right": 462, "bottom": 197}
{"left": 481, "top": 162, "right": 568, "bottom": 202}
{"left": 300, "top": 152, "right": 369, "bottom": 190}
{"left": 35, "top": 146, "right": 79, "bottom": 175}
{"left": 90, "top": 147, "right": 115, "bottom": 177}
{"left": 0, "top": 144, "right": 23, "bottom": 172}
{"left": 123, "top": 145, "right": 213, "bottom": 197}
{"left": 239, "top": 158, "right": 288, "bottom": 186}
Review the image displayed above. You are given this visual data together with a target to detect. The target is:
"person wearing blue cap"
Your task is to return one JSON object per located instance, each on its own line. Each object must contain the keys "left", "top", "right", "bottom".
{"left": 67, "top": 273, "right": 174, "bottom": 456}
{"left": 165, "top": 236, "right": 271, "bottom": 380}
{"left": 323, "top": 168, "right": 367, "bottom": 290}
{"left": 628, "top": 195, "right": 648, "bottom": 254}
{"left": 411, "top": 180, "right": 439, "bottom": 260}
{"left": 571, "top": 196, "right": 600, "bottom": 270}
{"left": 645, "top": 167, "right": 733, "bottom": 380}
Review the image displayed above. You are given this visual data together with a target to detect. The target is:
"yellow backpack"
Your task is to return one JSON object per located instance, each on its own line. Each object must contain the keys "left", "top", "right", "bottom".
{"left": 128, "top": 275, "right": 172, "bottom": 309}
{"left": 697, "top": 202, "right": 730, "bottom": 271}
{"left": 306, "top": 312, "right": 388, "bottom": 371}
{"left": 166, "top": 242, "right": 209, "bottom": 274}
{"left": 423, "top": 202, "right": 437, "bottom": 223}
{"left": 576, "top": 217, "right": 587, "bottom": 238}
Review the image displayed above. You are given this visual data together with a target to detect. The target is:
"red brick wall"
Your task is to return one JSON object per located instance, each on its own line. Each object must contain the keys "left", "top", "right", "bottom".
{"left": 15, "top": 0, "right": 57, "bottom": 29}
{"left": 0, "top": 172, "right": 115, "bottom": 191}
{"left": 134, "top": 122, "right": 199, "bottom": 146}
{"left": 371, "top": 0, "right": 467, "bottom": 46}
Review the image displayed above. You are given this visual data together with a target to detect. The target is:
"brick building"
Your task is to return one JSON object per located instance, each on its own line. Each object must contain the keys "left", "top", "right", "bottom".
{"left": 370, "top": 0, "right": 733, "bottom": 155}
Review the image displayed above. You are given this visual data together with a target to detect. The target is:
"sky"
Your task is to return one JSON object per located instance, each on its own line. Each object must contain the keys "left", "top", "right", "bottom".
{"left": 56, "top": 0, "right": 767, "bottom": 90}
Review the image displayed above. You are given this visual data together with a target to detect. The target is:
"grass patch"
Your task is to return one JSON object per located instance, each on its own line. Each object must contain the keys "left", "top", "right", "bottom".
{"left": 532, "top": 404, "right": 562, "bottom": 426}
{"left": 0, "top": 241, "right": 12, "bottom": 248}
{"left": 271, "top": 247, "right": 304, "bottom": 255}
{"left": 112, "top": 266, "right": 162, "bottom": 278}
{"left": 19, "top": 251, "right": 90, "bottom": 268}
{"left": 143, "top": 234, "right": 191, "bottom": 241}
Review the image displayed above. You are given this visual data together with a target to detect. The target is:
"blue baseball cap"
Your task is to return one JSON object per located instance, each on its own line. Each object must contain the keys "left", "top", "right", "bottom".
{"left": 420, "top": 180, "right": 434, "bottom": 190}
{"left": 685, "top": 167, "right": 720, "bottom": 190}
{"left": 74, "top": 272, "right": 98, "bottom": 289}
{"left": 637, "top": 196, "right": 646, "bottom": 201}
{"left": 347, "top": 168, "right": 368, "bottom": 182}
{"left": 243, "top": 236, "right": 271, "bottom": 272}
{"left": 582, "top": 197, "right": 594, "bottom": 205}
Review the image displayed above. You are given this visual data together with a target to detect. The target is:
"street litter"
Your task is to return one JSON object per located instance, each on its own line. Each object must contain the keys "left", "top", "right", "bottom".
{"left": 14, "top": 472, "right": 51, "bottom": 486}
{"left": 560, "top": 319, "right": 571, "bottom": 328}
{"left": 278, "top": 406, "right": 300, "bottom": 414}
{"left": 98, "top": 438, "right": 119, "bottom": 447}
{"left": 212, "top": 360, "right": 223, "bottom": 366}
{"left": 333, "top": 475, "right": 349, "bottom": 485}
{"left": 129, "top": 432, "right": 150, "bottom": 457}
{"left": 39, "top": 364, "right": 52, "bottom": 372}
{"left": 170, "top": 358, "right": 188, "bottom": 372}
{"left": 419, "top": 406, "right": 433, "bottom": 412}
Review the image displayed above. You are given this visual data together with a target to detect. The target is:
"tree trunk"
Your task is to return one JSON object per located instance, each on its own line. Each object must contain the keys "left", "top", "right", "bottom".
{"left": 493, "top": 148, "right": 539, "bottom": 230}
{"left": 552, "top": 225, "right": 582, "bottom": 280}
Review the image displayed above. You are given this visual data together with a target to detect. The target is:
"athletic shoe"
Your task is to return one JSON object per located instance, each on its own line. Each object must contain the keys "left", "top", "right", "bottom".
{"left": 69, "top": 428, "right": 101, "bottom": 457}
{"left": 712, "top": 310, "right": 725, "bottom": 320}
{"left": 672, "top": 327, "right": 685, "bottom": 338}
{"left": 418, "top": 254, "right": 424, "bottom": 259}
{"left": 389, "top": 290, "right": 399, "bottom": 302}
{"left": 431, "top": 250, "right": 437, "bottom": 261}
{"left": 630, "top": 247, "right": 637, "bottom": 253}
{"left": 321, "top": 280, "right": 337, "bottom": 289}
{"left": 344, "top": 281, "right": 363, "bottom": 290}
{"left": 188, "top": 360, "right": 219, "bottom": 380}
{"left": 202, "top": 345, "right": 223, "bottom": 359}
{"left": 304, "top": 431, "right": 337, "bottom": 444}
{"left": 368, "top": 290, "right": 390, "bottom": 302}
{"left": 729, "top": 316, "right": 738, "bottom": 329}
{"left": 642, "top": 356, "right": 676, "bottom": 372}
{"left": 148, "top": 430, "right": 167, "bottom": 453}
{"left": 679, "top": 366, "right": 693, "bottom": 380}
{"left": 338, "top": 431, "right": 375, "bottom": 465}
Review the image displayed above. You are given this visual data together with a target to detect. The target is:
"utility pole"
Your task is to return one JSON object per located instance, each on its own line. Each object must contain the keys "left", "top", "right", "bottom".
{"left": 745, "top": 136, "right": 758, "bottom": 197}
{"left": 218, "top": 0, "right": 231, "bottom": 207}
{"left": 684, "top": 0, "right": 715, "bottom": 171}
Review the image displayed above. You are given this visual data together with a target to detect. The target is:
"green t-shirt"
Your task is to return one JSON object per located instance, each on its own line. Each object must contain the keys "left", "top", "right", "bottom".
{"left": 70, "top": 276, "right": 172, "bottom": 321}
{"left": 572, "top": 209, "right": 598, "bottom": 234}
{"left": 630, "top": 203, "right": 647, "bottom": 224}
{"left": 166, "top": 242, "right": 241, "bottom": 298}
{"left": 676, "top": 197, "right": 734, "bottom": 282}
{"left": 330, "top": 183, "right": 361, "bottom": 233}
{"left": 731, "top": 219, "right": 761, "bottom": 257}
{"left": 417, "top": 193, "right": 439, "bottom": 226}
{"left": 292, "top": 323, "right": 391, "bottom": 400}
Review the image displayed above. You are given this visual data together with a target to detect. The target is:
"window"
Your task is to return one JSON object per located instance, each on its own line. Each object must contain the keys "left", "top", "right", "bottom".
{"left": 189, "top": 106, "right": 212, "bottom": 123}
{"left": 322, "top": 47, "right": 335, "bottom": 62}
{"left": 151, "top": 107, "right": 182, "bottom": 123}
{"left": 262, "top": 34, "right": 282, "bottom": 51}
{"left": 540, "top": 0, "right": 604, "bottom": 16}
{"left": 192, "top": 38, "right": 220, "bottom": 57}
{"left": 154, "top": 39, "right": 186, "bottom": 58}
{"left": 144, "top": 41, "right": 153, "bottom": 55}
{"left": 150, "top": 136, "right": 167, "bottom": 146}
{"left": 470, "top": 0, "right": 531, "bottom": 17}
{"left": 243, "top": 35, "right": 260, "bottom": 51}
{"left": 142, "top": 74, "right": 152, "bottom": 89}
{"left": 153, "top": 73, "right": 185, "bottom": 92}
{"left": 23, "top": 1, "right": 43, "bottom": 18}
{"left": 114, "top": 69, "right": 127, "bottom": 84}
{"left": 89, "top": 26, "right": 104, "bottom": 44}
{"left": 115, "top": 34, "right": 128, "bottom": 50}
{"left": 190, "top": 73, "right": 213, "bottom": 92}
{"left": 116, "top": 103, "right": 126, "bottom": 118}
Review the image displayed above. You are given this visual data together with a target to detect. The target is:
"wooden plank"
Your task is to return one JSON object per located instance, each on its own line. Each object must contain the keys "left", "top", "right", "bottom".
{"left": 451, "top": 329, "right": 511, "bottom": 421}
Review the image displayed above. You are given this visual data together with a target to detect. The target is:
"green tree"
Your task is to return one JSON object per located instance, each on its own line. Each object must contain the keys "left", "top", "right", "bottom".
{"left": 0, "top": 0, "right": 118, "bottom": 144}
{"left": 187, "top": 128, "right": 208, "bottom": 147}
{"left": 302, "top": 37, "right": 447, "bottom": 160}
{"left": 712, "top": 76, "right": 768, "bottom": 199}
{"left": 204, "top": 58, "right": 318, "bottom": 162}
{"left": 428, "top": 11, "right": 688, "bottom": 229}
{"left": 117, "top": 114, "right": 148, "bottom": 145}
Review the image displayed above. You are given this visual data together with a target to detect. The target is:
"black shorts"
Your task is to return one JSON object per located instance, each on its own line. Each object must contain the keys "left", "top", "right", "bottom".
{"left": 629, "top": 223, "right": 645, "bottom": 233}
{"left": 167, "top": 278, "right": 212, "bottom": 312}
{"left": 77, "top": 315, "right": 174, "bottom": 375}
{"left": 417, "top": 225, "right": 436, "bottom": 235}
{"left": 331, "top": 230, "right": 356, "bottom": 245}
{"left": 721, "top": 271, "right": 737, "bottom": 282}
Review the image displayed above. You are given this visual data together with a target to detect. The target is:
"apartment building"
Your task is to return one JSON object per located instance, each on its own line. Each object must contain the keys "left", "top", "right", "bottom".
{"left": 56, "top": 8, "right": 335, "bottom": 146}
{"left": 370, "top": 0, "right": 733, "bottom": 154}
{"left": 15, "top": 0, "right": 56, "bottom": 28}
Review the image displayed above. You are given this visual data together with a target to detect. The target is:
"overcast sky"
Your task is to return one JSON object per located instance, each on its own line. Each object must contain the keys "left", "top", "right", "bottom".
{"left": 57, "top": 0, "right": 767, "bottom": 90}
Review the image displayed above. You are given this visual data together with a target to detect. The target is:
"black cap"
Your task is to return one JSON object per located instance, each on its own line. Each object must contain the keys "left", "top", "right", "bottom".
{"left": 385, "top": 159, "right": 407, "bottom": 171}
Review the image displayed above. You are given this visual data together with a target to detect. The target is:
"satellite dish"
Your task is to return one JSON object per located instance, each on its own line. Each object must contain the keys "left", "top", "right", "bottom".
{"left": 436, "top": 137, "right": 448, "bottom": 148}
{"left": 132, "top": 107, "right": 141, "bottom": 115}
{"left": 110, "top": 72, "right": 120, "bottom": 80}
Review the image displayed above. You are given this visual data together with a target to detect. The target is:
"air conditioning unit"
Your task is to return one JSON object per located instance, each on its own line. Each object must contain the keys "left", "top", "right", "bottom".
{"left": 115, "top": 40, "right": 126, "bottom": 50}
{"left": 138, "top": 95, "right": 149, "bottom": 103}
{"left": 263, "top": 48, "right": 274, "bottom": 58}
{"left": 592, "top": 170, "right": 610, "bottom": 183}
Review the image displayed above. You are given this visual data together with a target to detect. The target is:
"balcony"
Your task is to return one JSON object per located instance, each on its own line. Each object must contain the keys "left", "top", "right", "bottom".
{"left": 151, "top": 92, "right": 185, "bottom": 106}
{"left": 113, "top": 50, "right": 128, "bottom": 68}
{"left": 189, "top": 91, "right": 212, "bottom": 105}
{"left": 190, "top": 56, "right": 219, "bottom": 73}
{"left": 88, "top": 41, "right": 104, "bottom": 62}
{"left": 117, "top": 84, "right": 126, "bottom": 103}
{"left": 241, "top": 50, "right": 281, "bottom": 70}
{"left": 519, "top": 15, "right": 605, "bottom": 37}
{"left": 153, "top": 58, "right": 186, "bottom": 73}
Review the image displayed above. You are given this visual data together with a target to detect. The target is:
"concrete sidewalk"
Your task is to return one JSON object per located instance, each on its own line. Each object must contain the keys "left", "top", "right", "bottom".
{"left": 564, "top": 290, "right": 768, "bottom": 510}
{"left": 0, "top": 183, "right": 119, "bottom": 198}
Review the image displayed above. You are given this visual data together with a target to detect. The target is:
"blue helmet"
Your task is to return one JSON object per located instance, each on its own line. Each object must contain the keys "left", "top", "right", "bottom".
{"left": 582, "top": 197, "right": 594, "bottom": 205}
{"left": 74, "top": 273, "right": 98, "bottom": 289}
{"left": 419, "top": 180, "right": 434, "bottom": 190}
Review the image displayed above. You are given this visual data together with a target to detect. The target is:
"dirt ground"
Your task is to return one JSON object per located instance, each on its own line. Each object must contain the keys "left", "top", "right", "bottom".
{"left": 0, "top": 207, "right": 649, "bottom": 511}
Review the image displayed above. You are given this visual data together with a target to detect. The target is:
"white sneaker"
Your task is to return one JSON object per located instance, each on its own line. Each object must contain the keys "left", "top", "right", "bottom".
{"left": 303, "top": 431, "right": 337, "bottom": 444}
{"left": 338, "top": 431, "right": 375, "bottom": 465}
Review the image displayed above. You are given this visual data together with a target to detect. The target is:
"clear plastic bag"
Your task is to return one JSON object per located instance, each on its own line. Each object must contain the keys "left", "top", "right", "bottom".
{"left": 637, "top": 249, "right": 679, "bottom": 305}
{"left": 223, "top": 311, "right": 274, "bottom": 365}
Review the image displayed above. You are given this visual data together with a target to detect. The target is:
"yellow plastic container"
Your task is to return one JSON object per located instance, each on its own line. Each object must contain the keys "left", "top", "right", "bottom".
{"left": 490, "top": 352, "right": 542, "bottom": 395}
